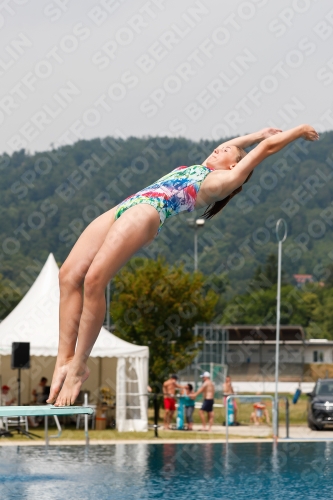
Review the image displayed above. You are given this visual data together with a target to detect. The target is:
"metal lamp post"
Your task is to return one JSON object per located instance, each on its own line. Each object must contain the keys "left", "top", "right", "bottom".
{"left": 186, "top": 218, "right": 206, "bottom": 390}
{"left": 274, "top": 218, "right": 287, "bottom": 440}
{"left": 187, "top": 218, "right": 205, "bottom": 271}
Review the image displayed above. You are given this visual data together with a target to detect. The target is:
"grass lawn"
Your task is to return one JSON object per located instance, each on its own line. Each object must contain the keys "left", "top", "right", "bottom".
{"left": 0, "top": 428, "right": 272, "bottom": 442}
{"left": 222, "top": 394, "right": 308, "bottom": 426}
{"left": 148, "top": 394, "right": 309, "bottom": 426}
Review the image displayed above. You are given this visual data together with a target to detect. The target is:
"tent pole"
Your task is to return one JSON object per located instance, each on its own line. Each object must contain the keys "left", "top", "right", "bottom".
{"left": 28, "top": 358, "right": 31, "bottom": 406}
{"left": 98, "top": 357, "right": 102, "bottom": 389}
{"left": 0, "top": 354, "right": 2, "bottom": 405}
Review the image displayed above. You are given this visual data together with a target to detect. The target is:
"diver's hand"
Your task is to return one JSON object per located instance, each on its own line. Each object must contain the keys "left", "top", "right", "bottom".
{"left": 301, "top": 124, "right": 319, "bottom": 141}
{"left": 259, "top": 127, "right": 283, "bottom": 140}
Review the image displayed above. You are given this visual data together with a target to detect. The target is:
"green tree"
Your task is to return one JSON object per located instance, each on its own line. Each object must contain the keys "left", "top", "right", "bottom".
{"left": 306, "top": 288, "right": 333, "bottom": 339}
{"left": 0, "top": 275, "right": 22, "bottom": 319}
{"left": 220, "top": 284, "right": 319, "bottom": 327}
{"left": 249, "top": 253, "right": 288, "bottom": 292}
{"left": 111, "top": 257, "right": 218, "bottom": 387}
{"left": 202, "top": 273, "right": 228, "bottom": 321}
{"left": 323, "top": 264, "right": 333, "bottom": 288}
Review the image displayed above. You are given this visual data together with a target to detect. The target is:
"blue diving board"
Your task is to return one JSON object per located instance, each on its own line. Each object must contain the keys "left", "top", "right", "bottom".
{"left": 0, "top": 405, "right": 94, "bottom": 418}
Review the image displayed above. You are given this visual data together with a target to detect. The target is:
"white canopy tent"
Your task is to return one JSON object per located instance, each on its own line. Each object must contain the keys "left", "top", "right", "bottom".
{"left": 0, "top": 254, "right": 149, "bottom": 431}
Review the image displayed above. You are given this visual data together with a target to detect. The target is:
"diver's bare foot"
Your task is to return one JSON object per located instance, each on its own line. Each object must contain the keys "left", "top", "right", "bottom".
{"left": 46, "top": 361, "right": 72, "bottom": 404}
{"left": 54, "top": 363, "right": 90, "bottom": 406}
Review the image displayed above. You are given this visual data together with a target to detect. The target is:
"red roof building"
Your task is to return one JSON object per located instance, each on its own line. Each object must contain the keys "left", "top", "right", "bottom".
{"left": 293, "top": 274, "right": 313, "bottom": 286}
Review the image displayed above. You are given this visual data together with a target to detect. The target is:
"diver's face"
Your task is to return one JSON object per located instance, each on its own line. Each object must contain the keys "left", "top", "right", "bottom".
{"left": 206, "top": 145, "right": 239, "bottom": 170}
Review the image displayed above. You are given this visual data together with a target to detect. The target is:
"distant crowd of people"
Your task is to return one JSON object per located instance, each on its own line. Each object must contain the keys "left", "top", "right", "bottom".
{"left": 162, "top": 374, "right": 270, "bottom": 430}
{"left": 163, "top": 371, "right": 215, "bottom": 431}
{"left": 1, "top": 374, "right": 271, "bottom": 430}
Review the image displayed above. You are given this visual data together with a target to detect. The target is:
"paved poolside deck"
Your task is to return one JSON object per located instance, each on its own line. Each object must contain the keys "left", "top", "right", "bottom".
{"left": 1, "top": 424, "right": 333, "bottom": 445}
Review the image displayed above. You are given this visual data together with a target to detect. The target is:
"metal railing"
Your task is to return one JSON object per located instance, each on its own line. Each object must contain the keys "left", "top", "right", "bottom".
{"left": 152, "top": 393, "right": 159, "bottom": 438}
{"left": 225, "top": 395, "right": 275, "bottom": 444}
{"left": 44, "top": 415, "right": 62, "bottom": 446}
{"left": 278, "top": 396, "right": 289, "bottom": 439}
{"left": 45, "top": 393, "right": 91, "bottom": 446}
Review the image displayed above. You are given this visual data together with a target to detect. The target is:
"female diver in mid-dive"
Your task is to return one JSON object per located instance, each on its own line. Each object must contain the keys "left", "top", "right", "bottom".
{"left": 47, "top": 124, "right": 319, "bottom": 406}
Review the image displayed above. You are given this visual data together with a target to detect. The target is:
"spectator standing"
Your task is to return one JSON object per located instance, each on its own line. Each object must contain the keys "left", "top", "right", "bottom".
{"left": 163, "top": 375, "right": 184, "bottom": 430}
{"left": 183, "top": 384, "right": 195, "bottom": 430}
{"left": 192, "top": 372, "right": 215, "bottom": 431}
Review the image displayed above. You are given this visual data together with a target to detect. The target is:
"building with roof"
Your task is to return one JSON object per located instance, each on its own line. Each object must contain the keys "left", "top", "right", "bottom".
{"left": 293, "top": 274, "right": 314, "bottom": 287}
{"left": 180, "top": 324, "right": 333, "bottom": 394}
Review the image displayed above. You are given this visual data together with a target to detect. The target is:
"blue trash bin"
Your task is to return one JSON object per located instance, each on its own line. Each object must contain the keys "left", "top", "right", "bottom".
{"left": 177, "top": 396, "right": 185, "bottom": 430}
{"left": 227, "top": 398, "right": 234, "bottom": 425}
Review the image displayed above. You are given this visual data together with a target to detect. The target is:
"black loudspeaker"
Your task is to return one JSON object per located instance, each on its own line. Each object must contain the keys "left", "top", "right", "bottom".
{"left": 11, "top": 342, "right": 30, "bottom": 369}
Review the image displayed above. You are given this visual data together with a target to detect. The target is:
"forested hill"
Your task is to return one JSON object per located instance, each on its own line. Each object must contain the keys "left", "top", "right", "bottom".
{"left": 0, "top": 132, "right": 332, "bottom": 294}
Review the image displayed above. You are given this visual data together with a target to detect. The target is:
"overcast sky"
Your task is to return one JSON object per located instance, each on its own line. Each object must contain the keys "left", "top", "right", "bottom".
{"left": 1, "top": 0, "right": 333, "bottom": 154}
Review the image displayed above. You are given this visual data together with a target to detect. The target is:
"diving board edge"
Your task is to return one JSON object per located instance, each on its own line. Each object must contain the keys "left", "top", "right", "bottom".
{"left": 0, "top": 405, "right": 94, "bottom": 417}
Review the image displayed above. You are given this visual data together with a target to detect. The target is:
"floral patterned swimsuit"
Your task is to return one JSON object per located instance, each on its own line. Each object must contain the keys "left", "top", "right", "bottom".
{"left": 114, "top": 164, "right": 214, "bottom": 232}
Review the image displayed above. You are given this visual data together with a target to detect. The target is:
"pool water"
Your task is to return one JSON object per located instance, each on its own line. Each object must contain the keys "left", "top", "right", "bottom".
{"left": 0, "top": 442, "right": 332, "bottom": 499}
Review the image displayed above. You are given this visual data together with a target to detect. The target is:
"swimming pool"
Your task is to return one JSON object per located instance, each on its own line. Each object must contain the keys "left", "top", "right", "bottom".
{"left": 0, "top": 442, "right": 332, "bottom": 499}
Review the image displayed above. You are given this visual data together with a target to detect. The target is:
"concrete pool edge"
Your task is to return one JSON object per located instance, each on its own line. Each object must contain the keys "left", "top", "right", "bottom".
{"left": 1, "top": 438, "right": 333, "bottom": 446}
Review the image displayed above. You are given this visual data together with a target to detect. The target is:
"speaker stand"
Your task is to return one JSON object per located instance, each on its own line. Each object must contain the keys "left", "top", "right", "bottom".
{"left": 9, "top": 368, "right": 41, "bottom": 440}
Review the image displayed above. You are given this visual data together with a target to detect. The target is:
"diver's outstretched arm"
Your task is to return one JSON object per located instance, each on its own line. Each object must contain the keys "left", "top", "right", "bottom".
{"left": 222, "top": 127, "right": 282, "bottom": 149}
{"left": 223, "top": 124, "right": 319, "bottom": 195}
{"left": 203, "top": 127, "right": 282, "bottom": 164}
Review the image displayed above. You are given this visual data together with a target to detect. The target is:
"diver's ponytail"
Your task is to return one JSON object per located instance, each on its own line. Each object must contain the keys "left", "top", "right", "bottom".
{"left": 202, "top": 171, "right": 253, "bottom": 219}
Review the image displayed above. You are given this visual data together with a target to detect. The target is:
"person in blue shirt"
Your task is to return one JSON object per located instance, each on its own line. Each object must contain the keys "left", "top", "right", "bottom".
{"left": 183, "top": 383, "right": 195, "bottom": 431}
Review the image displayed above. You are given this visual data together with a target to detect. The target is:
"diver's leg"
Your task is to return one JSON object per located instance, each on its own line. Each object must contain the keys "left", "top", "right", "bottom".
{"left": 54, "top": 204, "right": 159, "bottom": 405}
{"left": 47, "top": 209, "right": 117, "bottom": 403}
